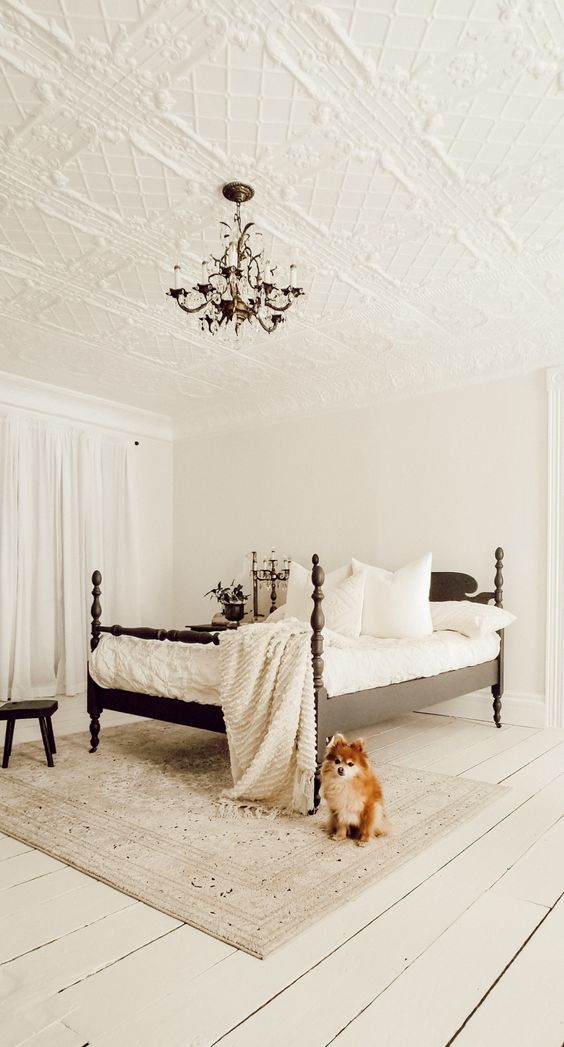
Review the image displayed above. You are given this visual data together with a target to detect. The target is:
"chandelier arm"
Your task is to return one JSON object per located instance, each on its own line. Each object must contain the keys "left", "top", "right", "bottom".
{"left": 247, "top": 254, "right": 263, "bottom": 290}
{"left": 263, "top": 296, "right": 296, "bottom": 313}
{"left": 174, "top": 294, "right": 211, "bottom": 316}
{"left": 256, "top": 312, "right": 276, "bottom": 334}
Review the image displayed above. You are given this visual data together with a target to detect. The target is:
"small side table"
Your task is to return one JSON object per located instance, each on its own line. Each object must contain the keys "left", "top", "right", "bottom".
{"left": 188, "top": 622, "right": 239, "bottom": 632}
{"left": 0, "top": 700, "right": 58, "bottom": 769}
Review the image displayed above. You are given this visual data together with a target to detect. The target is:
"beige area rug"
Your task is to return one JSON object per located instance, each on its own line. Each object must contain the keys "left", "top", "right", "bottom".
{"left": 0, "top": 721, "right": 501, "bottom": 957}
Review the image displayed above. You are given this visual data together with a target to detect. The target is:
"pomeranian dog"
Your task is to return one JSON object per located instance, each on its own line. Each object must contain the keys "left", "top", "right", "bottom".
{"left": 321, "top": 734, "right": 388, "bottom": 846}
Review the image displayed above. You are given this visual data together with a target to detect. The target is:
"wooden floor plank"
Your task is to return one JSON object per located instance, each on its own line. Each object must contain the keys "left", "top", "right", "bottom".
{"left": 429, "top": 724, "right": 537, "bottom": 776}
{"left": 462, "top": 732, "right": 564, "bottom": 783}
{"left": 0, "top": 995, "right": 77, "bottom": 1047}
{"left": 59, "top": 924, "right": 235, "bottom": 1042}
{"left": 2, "top": 903, "right": 180, "bottom": 1014}
{"left": 0, "top": 868, "right": 92, "bottom": 921}
{"left": 15, "top": 1022, "right": 87, "bottom": 1047}
{"left": 392, "top": 720, "right": 493, "bottom": 769}
{"left": 361, "top": 713, "right": 455, "bottom": 761}
{"left": 0, "top": 851, "right": 64, "bottom": 892}
{"left": 497, "top": 816, "right": 564, "bottom": 908}
{"left": 0, "top": 879, "right": 136, "bottom": 964}
{"left": 0, "top": 837, "right": 32, "bottom": 862}
{"left": 331, "top": 891, "right": 545, "bottom": 1047}
{"left": 452, "top": 896, "right": 564, "bottom": 1047}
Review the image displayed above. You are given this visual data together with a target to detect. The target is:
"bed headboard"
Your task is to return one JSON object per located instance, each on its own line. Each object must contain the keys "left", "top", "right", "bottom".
{"left": 430, "top": 572, "right": 491, "bottom": 604}
{"left": 430, "top": 547, "right": 504, "bottom": 607}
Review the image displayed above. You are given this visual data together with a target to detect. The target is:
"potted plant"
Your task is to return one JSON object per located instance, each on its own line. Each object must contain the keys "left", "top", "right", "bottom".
{"left": 204, "top": 580, "right": 250, "bottom": 622}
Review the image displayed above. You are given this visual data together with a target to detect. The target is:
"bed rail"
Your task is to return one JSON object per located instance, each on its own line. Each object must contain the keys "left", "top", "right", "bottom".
{"left": 309, "top": 546, "right": 505, "bottom": 759}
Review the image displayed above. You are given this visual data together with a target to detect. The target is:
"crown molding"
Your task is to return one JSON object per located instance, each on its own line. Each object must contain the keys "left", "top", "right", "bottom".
{"left": 173, "top": 360, "right": 552, "bottom": 442}
{"left": 0, "top": 371, "right": 173, "bottom": 441}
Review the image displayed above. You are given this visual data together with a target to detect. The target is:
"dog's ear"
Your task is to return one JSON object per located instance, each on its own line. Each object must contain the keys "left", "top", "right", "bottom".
{"left": 350, "top": 737, "right": 366, "bottom": 752}
{"left": 326, "top": 733, "right": 345, "bottom": 752}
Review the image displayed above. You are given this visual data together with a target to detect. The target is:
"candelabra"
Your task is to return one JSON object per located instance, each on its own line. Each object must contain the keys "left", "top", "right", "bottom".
{"left": 252, "top": 550, "right": 291, "bottom": 619}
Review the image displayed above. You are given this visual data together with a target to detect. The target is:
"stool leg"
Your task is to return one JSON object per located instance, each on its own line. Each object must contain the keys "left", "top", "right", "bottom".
{"left": 39, "top": 717, "right": 54, "bottom": 767}
{"left": 45, "top": 716, "right": 56, "bottom": 754}
{"left": 2, "top": 720, "right": 15, "bottom": 769}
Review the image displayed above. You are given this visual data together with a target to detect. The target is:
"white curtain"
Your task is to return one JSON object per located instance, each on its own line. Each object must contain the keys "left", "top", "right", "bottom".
{"left": 0, "top": 414, "right": 140, "bottom": 700}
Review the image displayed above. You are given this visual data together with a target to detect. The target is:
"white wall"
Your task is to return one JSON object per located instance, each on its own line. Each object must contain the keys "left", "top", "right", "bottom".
{"left": 174, "top": 371, "right": 547, "bottom": 702}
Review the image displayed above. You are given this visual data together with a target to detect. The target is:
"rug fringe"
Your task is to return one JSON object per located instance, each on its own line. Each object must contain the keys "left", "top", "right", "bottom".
{"left": 214, "top": 798, "right": 281, "bottom": 820}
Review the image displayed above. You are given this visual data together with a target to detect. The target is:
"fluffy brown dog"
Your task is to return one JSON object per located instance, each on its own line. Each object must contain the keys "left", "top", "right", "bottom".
{"left": 321, "top": 734, "right": 388, "bottom": 846}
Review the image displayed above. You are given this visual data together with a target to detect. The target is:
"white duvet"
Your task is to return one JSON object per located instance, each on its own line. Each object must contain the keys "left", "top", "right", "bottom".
{"left": 89, "top": 626, "right": 500, "bottom": 704}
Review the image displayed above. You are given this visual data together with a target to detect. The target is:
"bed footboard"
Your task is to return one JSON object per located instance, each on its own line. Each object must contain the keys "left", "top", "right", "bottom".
{"left": 88, "top": 571, "right": 220, "bottom": 752}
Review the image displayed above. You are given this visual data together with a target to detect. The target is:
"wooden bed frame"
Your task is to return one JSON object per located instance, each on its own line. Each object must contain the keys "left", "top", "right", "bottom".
{"left": 87, "top": 548, "right": 505, "bottom": 811}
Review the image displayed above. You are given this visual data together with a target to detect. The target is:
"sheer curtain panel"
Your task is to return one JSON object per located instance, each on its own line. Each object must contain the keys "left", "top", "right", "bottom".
{"left": 0, "top": 415, "right": 140, "bottom": 700}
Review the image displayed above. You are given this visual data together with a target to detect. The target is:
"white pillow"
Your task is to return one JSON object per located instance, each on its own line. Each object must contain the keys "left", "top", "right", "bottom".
{"left": 267, "top": 572, "right": 363, "bottom": 637}
{"left": 431, "top": 601, "right": 515, "bottom": 638}
{"left": 352, "top": 553, "right": 433, "bottom": 639}
{"left": 322, "top": 573, "right": 365, "bottom": 638}
{"left": 284, "top": 560, "right": 351, "bottom": 623}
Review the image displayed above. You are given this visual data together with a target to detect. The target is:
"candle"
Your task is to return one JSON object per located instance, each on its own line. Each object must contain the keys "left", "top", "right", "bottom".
{"left": 264, "top": 260, "right": 271, "bottom": 282}
{"left": 227, "top": 242, "right": 238, "bottom": 267}
{"left": 201, "top": 261, "right": 208, "bottom": 284}
{"left": 289, "top": 264, "right": 297, "bottom": 288}
{"left": 174, "top": 264, "right": 180, "bottom": 289}
{"left": 263, "top": 559, "right": 267, "bottom": 569}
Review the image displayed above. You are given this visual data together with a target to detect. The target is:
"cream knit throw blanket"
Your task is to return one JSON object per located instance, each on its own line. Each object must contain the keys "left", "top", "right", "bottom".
{"left": 218, "top": 621, "right": 317, "bottom": 815}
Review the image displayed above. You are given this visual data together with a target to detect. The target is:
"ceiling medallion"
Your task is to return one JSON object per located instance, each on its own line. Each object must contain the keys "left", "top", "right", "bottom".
{"left": 168, "top": 182, "right": 304, "bottom": 335}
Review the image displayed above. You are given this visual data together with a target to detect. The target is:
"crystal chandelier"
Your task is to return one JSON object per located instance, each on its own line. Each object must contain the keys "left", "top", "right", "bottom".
{"left": 168, "top": 182, "right": 304, "bottom": 335}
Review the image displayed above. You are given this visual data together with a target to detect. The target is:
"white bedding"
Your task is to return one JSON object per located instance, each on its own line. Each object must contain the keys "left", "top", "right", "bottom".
{"left": 89, "top": 627, "right": 500, "bottom": 704}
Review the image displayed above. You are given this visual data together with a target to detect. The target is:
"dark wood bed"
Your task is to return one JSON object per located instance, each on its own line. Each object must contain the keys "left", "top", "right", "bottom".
{"left": 87, "top": 548, "right": 505, "bottom": 811}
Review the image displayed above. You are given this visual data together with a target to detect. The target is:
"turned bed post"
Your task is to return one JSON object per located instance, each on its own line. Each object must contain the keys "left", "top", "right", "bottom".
{"left": 311, "top": 554, "right": 326, "bottom": 812}
{"left": 492, "top": 547, "right": 504, "bottom": 728}
{"left": 88, "top": 570, "right": 102, "bottom": 753}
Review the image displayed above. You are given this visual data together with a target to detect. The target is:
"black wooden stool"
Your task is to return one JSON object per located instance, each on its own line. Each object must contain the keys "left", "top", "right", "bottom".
{"left": 0, "top": 700, "right": 58, "bottom": 769}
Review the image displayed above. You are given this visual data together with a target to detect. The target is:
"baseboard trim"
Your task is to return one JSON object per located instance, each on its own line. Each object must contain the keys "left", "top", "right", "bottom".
{"left": 418, "top": 690, "right": 546, "bottom": 729}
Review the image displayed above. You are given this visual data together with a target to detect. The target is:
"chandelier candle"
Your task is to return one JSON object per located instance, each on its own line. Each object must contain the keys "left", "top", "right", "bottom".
{"left": 167, "top": 182, "right": 304, "bottom": 335}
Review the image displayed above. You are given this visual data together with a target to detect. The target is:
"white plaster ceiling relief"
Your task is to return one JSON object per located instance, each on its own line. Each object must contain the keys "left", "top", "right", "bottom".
{"left": 0, "top": 0, "right": 564, "bottom": 433}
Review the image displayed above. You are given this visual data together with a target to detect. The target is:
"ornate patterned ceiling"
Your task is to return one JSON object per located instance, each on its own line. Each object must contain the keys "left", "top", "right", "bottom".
{"left": 1, "top": 0, "right": 564, "bottom": 434}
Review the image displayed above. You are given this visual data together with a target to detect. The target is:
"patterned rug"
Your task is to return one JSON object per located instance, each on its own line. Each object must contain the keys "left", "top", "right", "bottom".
{"left": 0, "top": 721, "right": 501, "bottom": 957}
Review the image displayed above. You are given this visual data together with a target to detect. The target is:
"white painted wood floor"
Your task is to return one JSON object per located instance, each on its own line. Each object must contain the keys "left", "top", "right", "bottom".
{"left": 1, "top": 699, "right": 563, "bottom": 1047}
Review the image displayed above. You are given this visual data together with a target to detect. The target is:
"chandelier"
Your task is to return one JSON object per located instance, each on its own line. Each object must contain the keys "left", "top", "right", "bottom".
{"left": 168, "top": 182, "right": 304, "bottom": 335}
